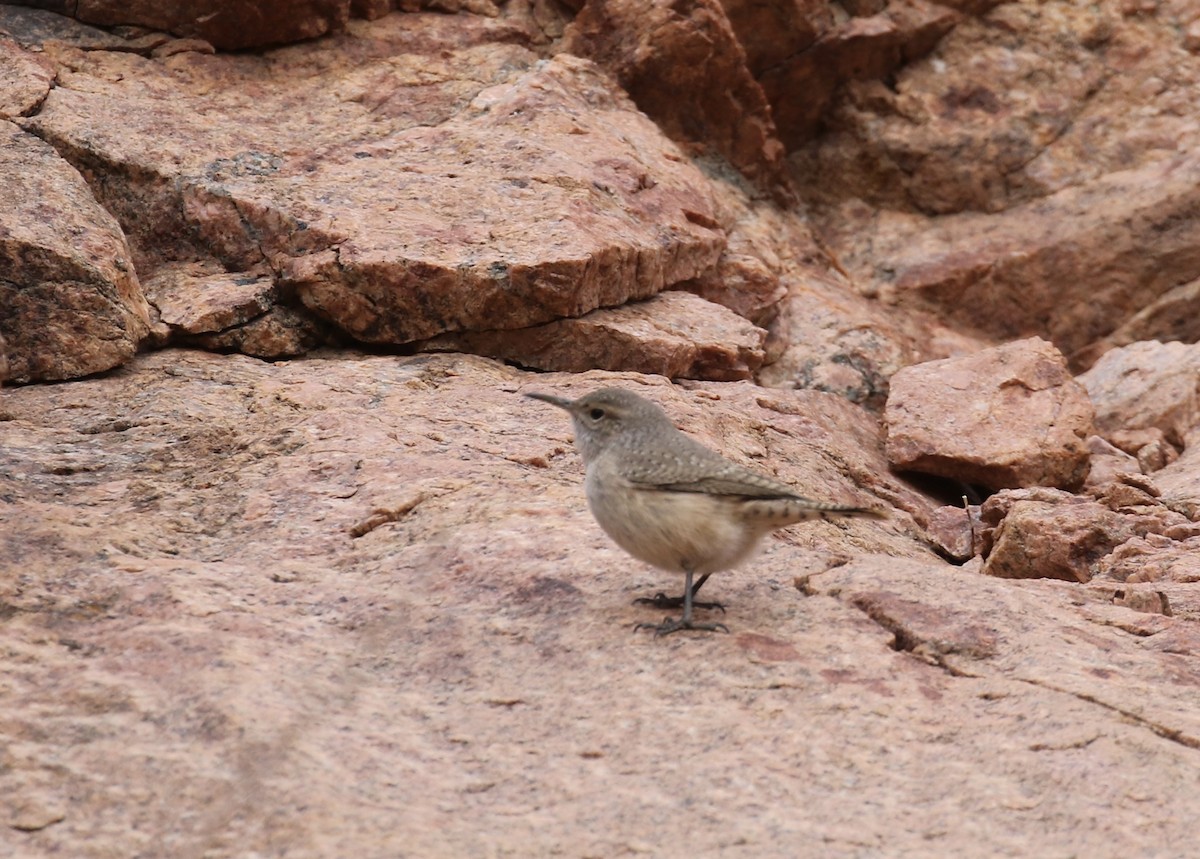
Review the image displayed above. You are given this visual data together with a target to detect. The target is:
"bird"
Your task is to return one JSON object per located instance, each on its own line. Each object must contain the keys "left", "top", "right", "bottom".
{"left": 526, "top": 387, "right": 886, "bottom": 635}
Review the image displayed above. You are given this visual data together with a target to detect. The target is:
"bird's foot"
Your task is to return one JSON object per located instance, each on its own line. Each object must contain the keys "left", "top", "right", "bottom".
{"left": 633, "top": 616, "right": 730, "bottom": 637}
{"left": 633, "top": 592, "right": 726, "bottom": 614}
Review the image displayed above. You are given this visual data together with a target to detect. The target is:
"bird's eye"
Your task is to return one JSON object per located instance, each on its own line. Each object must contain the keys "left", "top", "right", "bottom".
{"left": 589, "top": 407, "right": 606, "bottom": 421}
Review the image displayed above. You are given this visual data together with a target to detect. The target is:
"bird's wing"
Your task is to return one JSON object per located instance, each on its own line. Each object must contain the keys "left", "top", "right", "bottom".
{"left": 654, "top": 469, "right": 799, "bottom": 499}
{"left": 625, "top": 438, "right": 800, "bottom": 498}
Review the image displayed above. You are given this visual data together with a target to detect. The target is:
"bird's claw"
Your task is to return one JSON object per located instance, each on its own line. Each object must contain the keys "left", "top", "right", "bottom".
{"left": 633, "top": 617, "right": 730, "bottom": 637}
{"left": 632, "top": 592, "right": 726, "bottom": 614}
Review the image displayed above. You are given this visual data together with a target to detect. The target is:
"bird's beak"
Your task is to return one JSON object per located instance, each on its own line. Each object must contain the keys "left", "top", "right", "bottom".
{"left": 525, "top": 392, "right": 574, "bottom": 410}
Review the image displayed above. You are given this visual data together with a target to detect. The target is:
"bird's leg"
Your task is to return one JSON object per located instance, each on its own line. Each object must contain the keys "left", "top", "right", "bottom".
{"left": 632, "top": 572, "right": 726, "bottom": 613}
{"left": 634, "top": 568, "right": 729, "bottom": 636}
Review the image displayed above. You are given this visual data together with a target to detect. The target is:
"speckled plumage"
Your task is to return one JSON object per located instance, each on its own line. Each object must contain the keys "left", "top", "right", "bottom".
{"left": 527, "top": 386, "right": 885, "bottom": 635}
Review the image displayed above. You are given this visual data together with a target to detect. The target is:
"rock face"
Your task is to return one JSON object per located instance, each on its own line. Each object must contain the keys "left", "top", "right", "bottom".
{"left": 0, "top": 122, "right": 150, "bottom": 383}
{"left": 421, "top": 290, "right": 768, "bottom": 382}
{"left": 5, "top": 2, "right": 1200, "bottom": 855}
{"left": 1079, "top": 340, "right": 1200, "bottom": 450}
{"left": 802, "top": 1, "right": 1200, "bottom": 366}
{"left": 562, "top": 0, "right": 793, "bottom": 201}
{"left": 25, "top": 24, "right": 724, "bottom": 349}
{"left": 3, "top": 350, "right": 1199, "bottom": 857}
{"left": 884, "top": 337, "right": 1095, "bottom": 490}
{"left": 978, "top": 485, "right": 1193, "bottom": 583}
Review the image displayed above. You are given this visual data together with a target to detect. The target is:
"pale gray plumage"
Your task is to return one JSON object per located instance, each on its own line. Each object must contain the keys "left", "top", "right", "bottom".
{"left": 527, "top": 386, "right": 885, "bottom": 636}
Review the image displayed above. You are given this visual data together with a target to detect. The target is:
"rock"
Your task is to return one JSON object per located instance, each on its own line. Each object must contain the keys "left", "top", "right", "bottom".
{"left": 189, "top": 305, "right": 330, "bottom": 358}
{"left": 420, "top": 291, "right": 766, "bottom": 382}
{"left": 139, "top": 262, "right": 330, "bottom": 358}
{"left": 0, "top": 32, "right": 56, "bottom": 119}
{"left": 799, "top": 3, "right": 1200, "bottom": 364}
{"left": 0, "top": 122, "right": 150, "bottom": 383}
{"left": 1085, "top": 470, "right": 1164, "bottom": 512}
{"left": 1154, "top": 445, "right": 1200, "bottom": 520}
{"left": 562, "top": 0, "right": 793, "bottom": 201}
{"left": 1082, "top": 434, "right": 1142, "bottom": 489}
{"left": 1109, "top": 586, "right": 1174, "bottom": 616}
{"left": 1075, "top": 277, "right": 1200, "bottom": 365}
{"left": 884, "top": 337, "right": 1094, "bottom": 490}
{"left": 4, "top": 349, "right": 1200, "bottom": 855}
{"left": 688, "top": 183, "right": 985, "bottom": 411}
{"left": 7, "top": 797, "right": 67, "bottom": 833}
{"left": 719, "top": 0, "right": 832, "bottom": 80}
{"left": 978, "top": 480, "right": 1193, "bottom": 582}
{"left": 796, "top": 3, "right": 1111, "bottom": 215}
{"left": 1078, "top": 340, "right": 1200, "bottom": 450}
{"left": 923, "top": 502, "right": 980, "bottom": 561}
{"left": 820, "top": 156, "right": 1200, "bottom": 364}
{"left": 143, "top": 263, "right": 276, "bottom": 336}
{"left": 61, "top": 0, "right": 351, "bottom": 51}
{"left": 980, "top": 493, "right": 1126, "bottom": 582}
{"left": 1097, "top": 533, "right": 1200, "bottom": 583}
{"left": 0, "top": 4, "right": 136, "bottom": 52}
{"left": 809, "top": 557, "right": 1200, "bottom": 846}
{"left": 762, "top": 264, "right": 987, "bottom": 411}
{"left": 760, "top": 0, "right": 961, "bottom": 148}
{"left": 24, "top": 17, "right": 725, "bottom": 349}
{"left": 1108, "top": 428, "right": 1180, "bottom": 473}
{"left": 677, "top": 194, "right": 791, "bottom": 327}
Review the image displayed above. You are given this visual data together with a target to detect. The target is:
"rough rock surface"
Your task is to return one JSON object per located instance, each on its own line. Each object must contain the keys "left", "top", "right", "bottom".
{"left": 801, "top": 1, "right": 1200, "bottom": 366}
{"left": 7, "top": 0, "right": 351, "bottom": 50}
{"left": 693, "top": 185, "right": 987, "bottom": 410}
{"left": 1154, "top": 444, "right": 1200, "bottom": 520}
{"left": 562, "top": 0, "right": 793, "bottom": 201}
{"left": 758, "top": 0, "right": 962, "bottom": 148}
{"left": 0, "top": 28, "right": 55, "bottom": 117}
{"left": 884, "top": 337, "right": 1095, "bottom": 490}
{"left": 1080, "top": 276, "right": 1200, "bottom": 363}
{"left": 976, "top": 478, "right": 1199, "bottom": 583}
{"left": 1079, "top": 339, "right": 1200, "bottom": 450}
{"left": 0, "top": 121, "right": 150, "bottom": 382}
{"left": 421, "top": 290, "right": 767, "bottom": 381}
{"left": 5, "top": 2, "right": 1200, "bottom": 853}
{"left": 4, "top": 351, "right": 1200, "bottom": 856}
{"left": 20, "top": 13, "right": 724, "bottom": 351}
{"left": 142, "top": 263, "right": 276, "bottom": 337}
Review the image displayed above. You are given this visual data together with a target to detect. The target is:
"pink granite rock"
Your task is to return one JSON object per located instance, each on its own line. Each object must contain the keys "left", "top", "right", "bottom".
{"left": 43, "top": 0, "right": 351, "bottom": 51}
{"left": 800, "top": 2, "right": 1200, "bottom": 364}
{"left": 421, "top": 291, "right": 767, "bottom": 382}
{"left": 885, "top": 337, "right": 1095, "bottom": 490}
{"left": 0, "top": 123, "right": 150, "bottom": 382}
{"left": 25, "top": 16, "right": 725, "bottom": 348}
{"left": 562, "top": 0, "right": 793, "bottom": 201}
{"left": 1078, "top": 340, "right": 1200, "bottom": 450}
{"left": 3, "top": 349, "right": 1200, "bottom": 857}
{"left": 0, "top": 31, "right": 55, "bottom": 118}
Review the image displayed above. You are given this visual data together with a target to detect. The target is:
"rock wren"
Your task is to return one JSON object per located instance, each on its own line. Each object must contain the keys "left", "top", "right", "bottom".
{"left": 527, "top": 387, "right": 885, "bottom": 636}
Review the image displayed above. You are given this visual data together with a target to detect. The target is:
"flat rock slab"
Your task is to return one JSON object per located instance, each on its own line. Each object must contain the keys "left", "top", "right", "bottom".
{"left": 142, "top": 263, "right": 275, "bottom": 335}
{"left": 0, "top": 121, "right": 149, "bottom": 383}
{"left": 884, "top": 336, "right": 1095, "bottom": 490}
{"left": 3, "top": 349, "right": 1200, "bottom": 856}
{"left": 23, "top": 13, "right": 724, "bottom": 345}
{"left": 421, "top": 290, "right": 767, "bottom": 381}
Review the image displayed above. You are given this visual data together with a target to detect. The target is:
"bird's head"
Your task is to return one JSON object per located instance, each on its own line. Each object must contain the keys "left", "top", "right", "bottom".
{"left": 525, "top": 387, "right": 673, "bottom": 463}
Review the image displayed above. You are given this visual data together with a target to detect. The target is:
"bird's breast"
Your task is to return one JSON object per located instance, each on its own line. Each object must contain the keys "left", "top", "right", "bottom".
{"left": 584, "top": 464, "right": 765, "bottom": 575}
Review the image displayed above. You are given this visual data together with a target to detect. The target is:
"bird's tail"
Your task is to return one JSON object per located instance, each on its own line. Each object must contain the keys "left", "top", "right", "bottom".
{"left": 746, "top": 497, "right": 889, "bottom": 527}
